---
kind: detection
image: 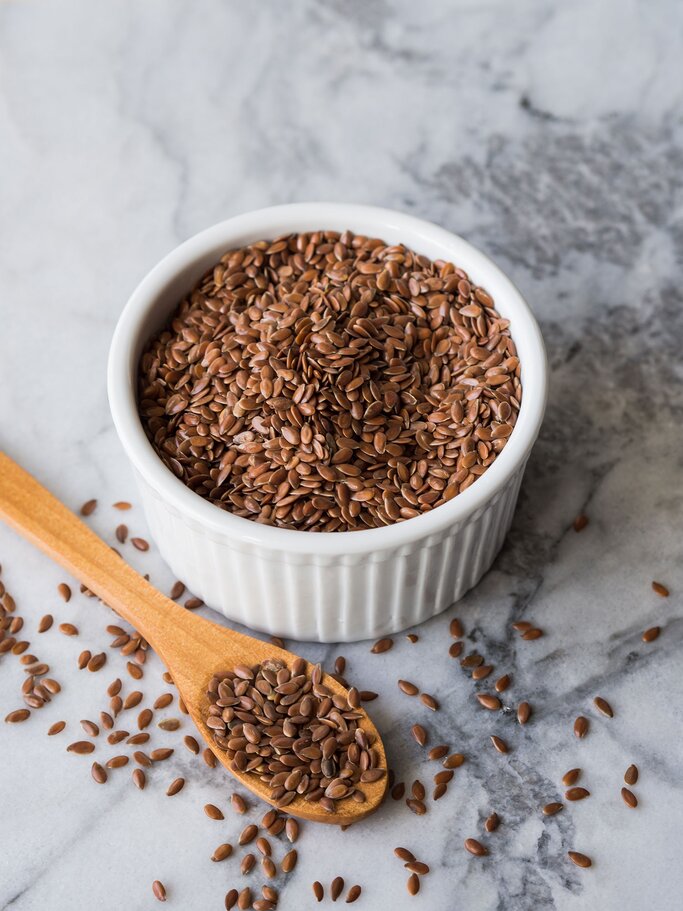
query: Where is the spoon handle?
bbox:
[0,452,192,649]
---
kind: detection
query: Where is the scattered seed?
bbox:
[132,768,146,789]
[490,735,508,754]
[131,537,150,551]
[151,748,174,761]
[621,787,638,808]
[5,709,30,723]
[237,887,252,910]
[411,724,428,747]
[224,890,238,910]
[113,501,132,510]
[80,720,99,737]
[407,873,420,895]
[345,885,362,903]
[57,583,72,602]
[59,623,78,637]
[494,674,510,693]
[472,665,493,680]
[38,614,53,633]
[170,581,186,600]
[281,849,298,873]
[428,744,449,761]
[485,812,500,832]
[573,514,589,532]
[87,652,106,672]
[448,642,463,658]
[574,716,589,738]
[312,882,324,902]
[405,861,429,875]
[406,633,418,643]
[624,764,639,786]
[123,691,143,710]
[232,793,248,814]
[330,876,344,901]
[517,702,531,725]
[399,680,419,696]
[562,768,581,787]
[184,597,203,609]
[239,824,258,845]
[212,843,233,862]
[391,782,405,800]
[47,721,66,735]
[395,847,416,863]
[106,756,129,768]
[652,581,669,597]
[204,804,224,820]
[542,802,564,816]
[568,851,592,868]
[522,628,543,640]
[240,853,255,875]
[285,818,299,843]
[449,618,463,638]
[642,626,660,643]
[80,499,97,516]
[476,693,501,711]
[91,762,107,784]
[443,753,465,769]
[167,777,185,796]
[406,798,426,815]
[203,748,216,768]
[152,880,167,902]
[115,524,128,544]
[464,838,488,856]
[158,718,180,731]
[593,696,613,718]
[420,693,438,710]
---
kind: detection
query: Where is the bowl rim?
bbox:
[108,202,547,556]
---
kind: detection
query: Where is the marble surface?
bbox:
[1,1,682,909]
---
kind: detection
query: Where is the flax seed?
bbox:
[152,880,167,902]
[652,581,669,597]
[464,838,488,856]
[568,851,592,868]
[542,802,564,816]
[565,787,590,801]
[593,696,613,718]
[574,716,589,738]
[642,626,660,643]
[331,876,344,901]
[562,768,581,786]
[624,764,639,785]
[490,735,508,754]
[621,787,638,808]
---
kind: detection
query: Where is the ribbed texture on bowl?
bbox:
[136,464,525,642]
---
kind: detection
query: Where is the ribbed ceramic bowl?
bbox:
[108,204,547,642]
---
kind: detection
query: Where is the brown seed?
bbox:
[593,696,613,718]
[237,888,252,910]
[204,804,224,820]
[170,581,186,600]
[494,674,510,693]
[490,735,508,754]
[642,626,660,643]
[406,798,427,815]
[624,764,639,786]
[399,680,419,696]
[428,744,449,761]
[517,702,531,725]
[224,890,238,910]
[476,693,501,711]
[231,793,248,814]
[406,633,418,643]
[131,537,150,551]
[485,812,500,832]
[57,583,72,602]
[464,838,488,856]
[184,734,200,754]
[345,885,362,903]
[448,641,463,658]
[472,665,493,680]
[240,853,255,875]
[562,768,581,787]
[443,752,465,769]
[123,691,143,710]
[239,823,258,845]
[132,768,146,789]
[184,597,204,609]
[106,755,129,768]
[312,882,324,903]
[38,614,53,633]
[47,721,66,736]
[449,618,463,638]
[133,751,151,766]
[67,740,95,754]
[127,732,149,745]
[113,500,132,510]
[621,787,638,808]
[652,581,669,597]
[115,524,128,543]
[420,693,439,710]
[153,693,173,710]
[150,748,174,761]
[573,514,589,532]
[395,847,416,863]
[5,709,31,723]
[565,787,590,801]
[574,716,589,738]
[331,875,344,901]
[158,718,180,731]
[281,849,298,873]
[405,861,430,875]
[80,719,99,737]
[127,661,143,680]
[212,843,233,862]
[568,851,592,868]
[87,652,107,672]
[91,762,107,784]
[542,802,564,816]
[370,636,393,653]
[107,678,122,697]
[80,499,97,516]
[407,873,420,895]
[59,622,78,637]
[167,777,185,796]
[203,748,216,768]
[521,628,543,640]
[391,782,405,800]
[360,690,378,702]
[411,724,428,747]
[512,621,532,632]
[152,880,167,902]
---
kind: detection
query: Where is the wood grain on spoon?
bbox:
[0,452,388,824]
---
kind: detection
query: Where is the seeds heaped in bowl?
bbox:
[137,230,521,532]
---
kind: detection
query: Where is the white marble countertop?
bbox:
[1,1,683,909]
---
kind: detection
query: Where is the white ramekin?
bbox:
[108,204,547,642]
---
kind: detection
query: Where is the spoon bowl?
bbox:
[0,452,387,824]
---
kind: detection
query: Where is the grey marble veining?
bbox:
[1,1,682,909]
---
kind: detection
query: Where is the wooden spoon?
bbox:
[0,452,387,824]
